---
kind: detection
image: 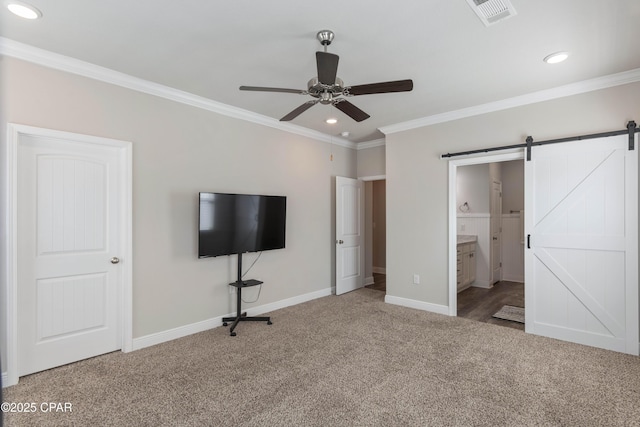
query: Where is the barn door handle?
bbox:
[527,235,531,249]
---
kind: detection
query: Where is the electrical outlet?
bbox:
[413,274,420,285]
[229,287,235,294]
[461,224,466,231]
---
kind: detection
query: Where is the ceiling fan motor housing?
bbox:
[307,77,345,103]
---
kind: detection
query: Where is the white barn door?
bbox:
[16,129,128,376]
[524,133,638,355]
[335,177,364,295]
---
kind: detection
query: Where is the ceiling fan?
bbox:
[239,30,414,123]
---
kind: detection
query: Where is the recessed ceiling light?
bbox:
[543,51,569,64]
[326,118,338,124]
[7,1,42,19]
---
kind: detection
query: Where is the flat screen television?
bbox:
[198,192,286,258]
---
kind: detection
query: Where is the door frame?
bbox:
[490,180,503,284]
[3,124,133,386]
[447,150,524,316]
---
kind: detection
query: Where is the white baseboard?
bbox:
[502,275,524,283]
[364,276,374,286]
[471,279,492,289]
[132,287,332,351]
[384,295,450,316]
[372,267,387,274]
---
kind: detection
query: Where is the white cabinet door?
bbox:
[524,134,638,355]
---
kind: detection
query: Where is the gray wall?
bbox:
[386,82,640,307]
[457,160,523,215]
[0,57,357,367]
[501,160,524,214]
[357,145,385,178]
[456,164,490,213]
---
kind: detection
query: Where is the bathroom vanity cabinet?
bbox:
[457,236,477,292]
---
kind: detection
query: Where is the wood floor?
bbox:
[365,274,524,331]
[365,273,386,292]
[457,281,525,331]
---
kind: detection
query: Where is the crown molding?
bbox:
[7,37,637,149]
[355,138,385,150]
[380,67,640,135]
[0,37,357,150]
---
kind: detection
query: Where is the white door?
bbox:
[17,133,125,376]
[490,180,502,284]
[336,176,364,295]
[524,134,638,355]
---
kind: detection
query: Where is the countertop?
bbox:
[457,235,477,245]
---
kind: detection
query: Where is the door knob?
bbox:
[110,257,120,264]
[337,240,344,244]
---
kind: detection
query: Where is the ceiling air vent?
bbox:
[466,0,517,26]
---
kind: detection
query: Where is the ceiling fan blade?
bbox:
[316,52,339,85]
[346,79,413,96]
[333,100,370,122]
[280,101,318,121]
[240,86,307,94]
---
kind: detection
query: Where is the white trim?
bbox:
[501,274,524,283]
[0,37,357,150]
[385,295,450,316]
[456,213,490,218]
[3,124,133,386]
[448,150,525,317]
[624,134,638,355]
[4,123,18,386]
[471,280,492,289]
[359,174,386,182]
[132,287,332,351]
[372,266,387,274]
[380,68,640,135]
[356,139,386,150]
[6,36,639,151]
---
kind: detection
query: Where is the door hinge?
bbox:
[499,262,502,267]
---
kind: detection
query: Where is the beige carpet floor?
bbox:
[4,288,640,426]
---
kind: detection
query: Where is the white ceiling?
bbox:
[2,0,640,143]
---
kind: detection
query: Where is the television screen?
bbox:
[198,192,286,258]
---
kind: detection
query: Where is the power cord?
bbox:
[241,252,262,303]
[241,251,262,278]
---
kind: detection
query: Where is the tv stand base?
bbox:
[222,254,273,336]
[222,311,272,336]
[222,279,273,337]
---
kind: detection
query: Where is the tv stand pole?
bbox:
[222,252,272,336]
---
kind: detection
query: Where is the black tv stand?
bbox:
[222,253,272,336]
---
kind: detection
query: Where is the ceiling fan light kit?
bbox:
[239,30,414,123]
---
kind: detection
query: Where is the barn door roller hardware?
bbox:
[441,121,638,160]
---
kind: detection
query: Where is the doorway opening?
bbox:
[455,160,525,329]
[363,178,386,293]
[448,151,524,329]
